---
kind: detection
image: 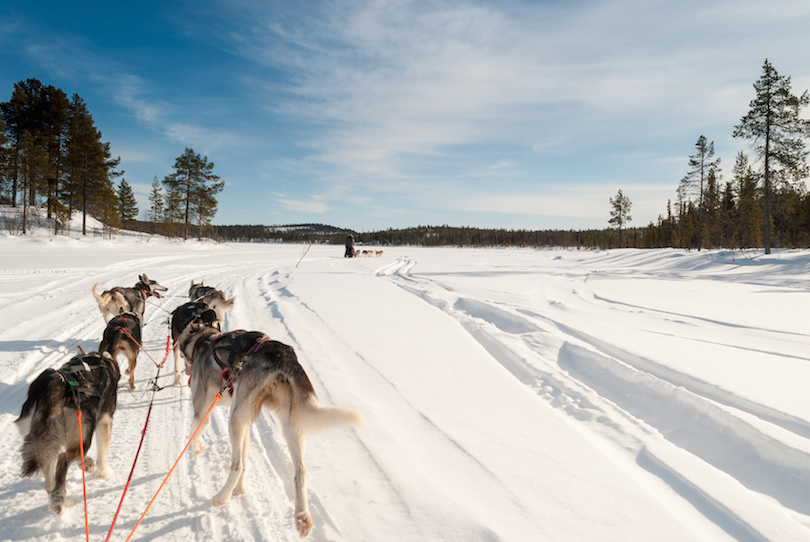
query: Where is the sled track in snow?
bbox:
[384,256,810,540]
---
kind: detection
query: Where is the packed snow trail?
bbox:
[1,236,809,541]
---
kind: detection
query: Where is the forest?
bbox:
[0,78,223,239]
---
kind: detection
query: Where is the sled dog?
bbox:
[188,280,235,328]
[99,312,141,390]
[15,351,120,514]
[169,301,220,385]
[92,274,167,323]
[175,320,363,538]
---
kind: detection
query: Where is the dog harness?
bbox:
[56,354,111,400]
[208,330,271,395]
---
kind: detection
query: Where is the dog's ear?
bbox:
[76,345,85,355]
[101,351,113,360]
[139,274,148,283]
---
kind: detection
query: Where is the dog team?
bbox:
[15,274,363,538]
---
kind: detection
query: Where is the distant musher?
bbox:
[344,234,356,258]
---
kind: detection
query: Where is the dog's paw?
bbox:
[95,466,113,479]
[296,511,313,538]
[233,484,246,496]
[49,492,75,515]
[84,457,96,473]
[192,442,207,457]
[49,499,65,515]
[174,373,182,386]
[211,491,231,507]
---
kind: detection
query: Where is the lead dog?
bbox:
[92,274,167,323]
[15,351,120,514]
[99,313,141,390]
[188,280,235,328]
[174,318,363,538]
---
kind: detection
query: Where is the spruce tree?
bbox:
[117,178,138,228]
[680,135,721,251]
[733,59,810,253]
[147,175,164,233]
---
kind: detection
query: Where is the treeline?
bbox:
[196,223,635,249]
[0,78,224,239]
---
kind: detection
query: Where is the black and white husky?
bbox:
[92,274,167,323]
[98,312,141,390]
[170,302,220,386]
[175,318,363,538]
[188,280,235,328]
[15,351,121,514]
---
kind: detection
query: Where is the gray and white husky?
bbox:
[174,316,363,538]
[92,274,167,323]
[188,280,235,328]
[15,351,121,514]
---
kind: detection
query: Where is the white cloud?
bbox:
[280,199,332,214]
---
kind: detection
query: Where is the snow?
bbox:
[1,222,810,540]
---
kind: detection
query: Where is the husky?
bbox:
[92,274,167,323]
[169,302,220,386]
[15,351,121,515]
[99,312,141,390]
[188,280,235,328]
[174,319,363,538]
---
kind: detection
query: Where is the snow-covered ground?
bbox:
[1,224,809,540]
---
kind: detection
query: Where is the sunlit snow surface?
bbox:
[1,224,809,541]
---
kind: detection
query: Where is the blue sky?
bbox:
[2,0,809,231]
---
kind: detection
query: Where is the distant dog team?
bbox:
[16,273,362,538]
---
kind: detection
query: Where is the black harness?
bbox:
[56,354,111,402]
[208,330,271,394]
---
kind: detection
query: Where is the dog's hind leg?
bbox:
[212,399,253,506]
[190,384,219,457]
[127,354,137,391]
[283,416,311,538]
[50,446,79,515]
[233,415,252,496]
[173,344,185,386]
[94,412,114,478]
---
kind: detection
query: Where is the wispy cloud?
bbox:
[230,0,792,184]
[280,198,332,214]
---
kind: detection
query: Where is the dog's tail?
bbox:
[92,283,104,303]
[295,393,364,433]
[16,369,67,477]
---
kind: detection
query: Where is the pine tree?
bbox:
[0,79,69,223]
[117,179,138,228]
[733,59,810,254]
[162,148,224,240]
[608,189,632,246]
[65,94,121,235]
